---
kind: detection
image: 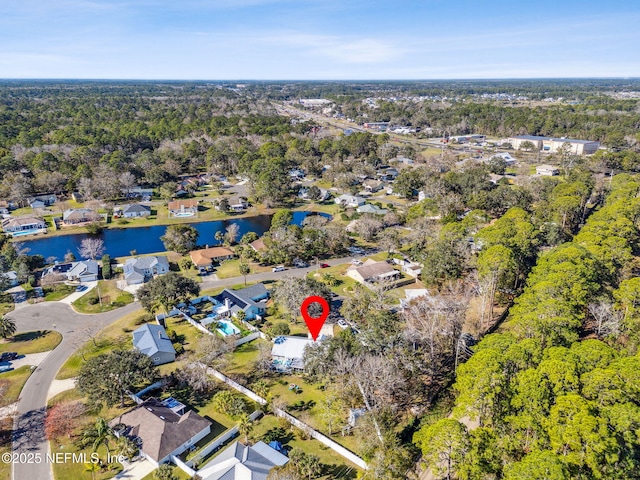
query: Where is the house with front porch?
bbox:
[189,247,235,271]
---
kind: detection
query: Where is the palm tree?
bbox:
[0,315,16,339]
[81,417,116,455]
[238,414,253,445]
[84,461,100,480]
[239,263,250,286]
[116,435,139,460]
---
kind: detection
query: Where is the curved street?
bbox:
[8,301,141,480]
[6,255,361,480]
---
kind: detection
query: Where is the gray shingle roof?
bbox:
[122,203,151,214]
[109,398,211,463]
[198,441,288,480]
[132,324,176,357]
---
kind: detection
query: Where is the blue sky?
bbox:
[1,0,639,79]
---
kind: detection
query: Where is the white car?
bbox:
[351,259,363,266]
[337,319,349,329]
[272,265,286,272]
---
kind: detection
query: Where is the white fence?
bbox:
[205,367,368,470]
[184,410,263,469]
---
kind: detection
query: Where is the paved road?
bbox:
[8,301,141,480]
[199,255,363,291]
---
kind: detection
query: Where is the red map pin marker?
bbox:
[301,295,330,341]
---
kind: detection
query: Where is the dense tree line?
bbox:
[414,174,640,479]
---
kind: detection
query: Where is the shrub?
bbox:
[173,343,184,355]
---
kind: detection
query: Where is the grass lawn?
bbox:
[0,330,62,355]
[72,280,134,314]
[215,259,272,280]
[251,414,360,479]
[141,466,192,480]
[0,365,33,407]
[56,308,149,379]
[49,439,123,480]
[0,293,14,315]
[223,339,269,377]
[43,283,77,301]
[0,417,12,480]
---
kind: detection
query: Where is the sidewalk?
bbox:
[115,458,155,480]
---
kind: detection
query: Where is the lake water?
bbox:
[18,211,328,261]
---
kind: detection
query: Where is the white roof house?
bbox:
[334,194,366,208]
[271,336,314,372]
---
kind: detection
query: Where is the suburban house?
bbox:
[132,323,176,365]
[346,259,400,285]
[197,441,289,480]
[1,216,46,235]
[189,247,235,271]
[123,255,170,285]
[298,187,329,201]
[334,194,366,208]
[213,284,270,321]
[250,238,267,254]
[536,164,560,176]
[1,271,18,288]
[363,180,384,193]
[168,199,199,217]
[392,258,422,278]
[228,196,249,212]
[357,204,388,215]
[123,187,154,200]
[65,260,99,282]
[62,208,101,226]
[27,194,56,209]
[400,289,430,310]
[271,335,314,372]
[110,397,211,468]
[117,203,152,218]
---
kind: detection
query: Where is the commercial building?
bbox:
[509,135,600,155]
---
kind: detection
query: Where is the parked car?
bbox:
[75,285,87,292]
[319,263,330,268]
[337,319,349,329]
[272,266,286,272]
[351,259,363,266]
[0,365,13,373]
[0,352,18,362]
[294,260,309,268]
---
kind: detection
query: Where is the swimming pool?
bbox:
[217,319,240,336]
[173,212,195,217]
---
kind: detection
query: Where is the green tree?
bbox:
[137,272,200,314]
[504,450,568,480]
[76,350,158,408]
[270,209,293,231]
[154,464,177,480]
[101,254,111,280]
[0,315,16,339]
[161,224,198,254]
[413,419,469,480]
[78,417,116,455]
[239,262,250,285]
[238,413,253,444]
[288,448,322,480]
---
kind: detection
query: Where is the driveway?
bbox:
[115,458,155,480]
[8,301,141,480]
[1,351,50,370]
[5,285,27,308]
[58,280,98,305]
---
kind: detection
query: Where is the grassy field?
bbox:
[72,280,134,314]
[0,417,12,480]
[0,330,62,355]
[0,293,14,316]
[43,283,76,301]
[251,414,360,479]
[56,308,148,379]
[214,258,271,279]
[0,365,33,407]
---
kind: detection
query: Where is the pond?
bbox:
[18,211,329,261]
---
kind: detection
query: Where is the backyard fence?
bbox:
[205,366,368,470]
[184,410,263,469]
